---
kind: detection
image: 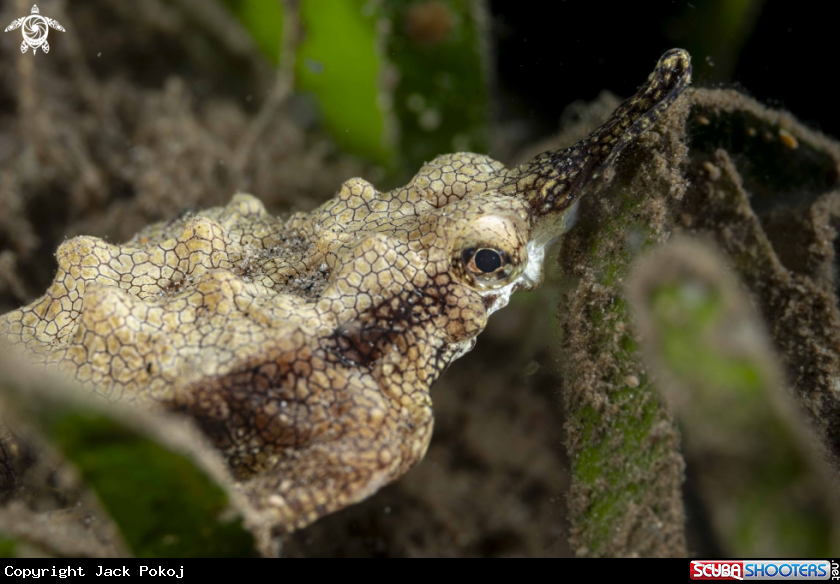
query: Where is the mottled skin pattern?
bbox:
[1,51,690,533]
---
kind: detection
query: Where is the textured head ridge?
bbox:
[0,50,691,532]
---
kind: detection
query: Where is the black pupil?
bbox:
[474,249,503,273]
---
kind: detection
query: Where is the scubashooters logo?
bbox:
[4,5,64,54]
[691,560,834,580]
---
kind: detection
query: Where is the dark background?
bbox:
[490,0,836,142]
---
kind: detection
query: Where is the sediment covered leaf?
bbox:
[629,237,840,557]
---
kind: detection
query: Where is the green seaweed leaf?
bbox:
[220,0,284,65]
[44,412,256,558]
[222,0,392,165]
[296,0,391,165]
[0,364,257,558]
[222,0,491,173]
[383,0,490,174]
[0,536,17,558]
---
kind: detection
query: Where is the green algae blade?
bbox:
[222,0,392,166]
[0,536,17,558]
[296,0,392,165]
[383,0,490,175]
[45,413,255,558]
[222,0,491,173]
[220,0,285,66]
[0,363,258,558]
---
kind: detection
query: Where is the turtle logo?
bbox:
[4,5,65,55]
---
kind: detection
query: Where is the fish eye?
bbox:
[453,215,527,290]
[473,249,503,273]
[462,247,510,283]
